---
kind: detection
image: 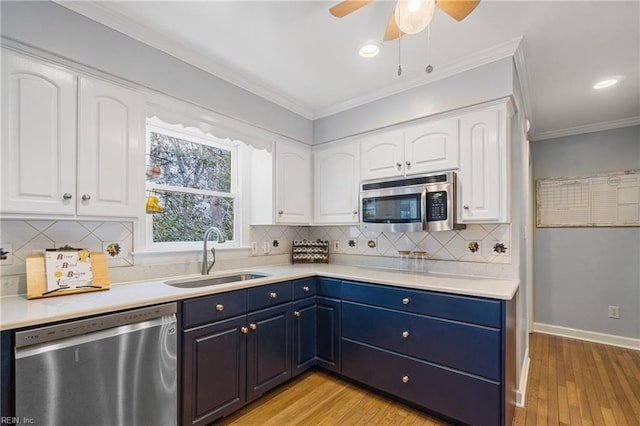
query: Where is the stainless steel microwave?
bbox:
[360,172,465,232]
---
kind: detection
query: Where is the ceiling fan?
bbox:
[329,0,480,41]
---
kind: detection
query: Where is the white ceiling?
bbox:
[59,0,639,141]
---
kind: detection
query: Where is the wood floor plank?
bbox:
[216,333,639,425]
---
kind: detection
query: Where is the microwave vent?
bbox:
[362,173,449,191]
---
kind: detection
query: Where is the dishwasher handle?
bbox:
[15,302,177,348]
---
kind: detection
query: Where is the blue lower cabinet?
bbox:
[182,315,247,426]
[292,298,317,377]
[342,301,501,380]
[246,303,292,401]
[316,296,341,373]
[342,339,501,426]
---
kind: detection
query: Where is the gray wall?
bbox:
[0,0,313,144]
[313,58,514,143]
[531,126,640,339]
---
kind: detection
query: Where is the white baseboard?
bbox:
[515,350,530,407]
[533,322,640,350]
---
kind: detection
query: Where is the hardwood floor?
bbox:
[216,333,640,425]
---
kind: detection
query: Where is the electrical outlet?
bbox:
[263,241,270,254]
[250,242,258,255]
[333,240,340,252]
[608,305,620,319]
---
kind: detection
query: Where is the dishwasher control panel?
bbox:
[15,302,177,348]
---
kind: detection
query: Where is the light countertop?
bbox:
[1,264,519,331]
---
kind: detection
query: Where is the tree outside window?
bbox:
[146,121,237,248]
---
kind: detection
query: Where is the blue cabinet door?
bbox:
[292,298,316,377]
[316,296,341,373]
[246,303,292,401]
[181,315,247,426]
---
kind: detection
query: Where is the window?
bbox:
[145,119,239,250]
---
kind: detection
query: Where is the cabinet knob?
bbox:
[396,162,402,170]
[463,205,470,210]
[353,210,358,215]
[302,286,310,292]
[241,326,248,334]
[269,292,277,299]
[63,193,73,200]
[249,323,257,330]
[402,375,410,384]
[294,311,301,317]
[402,297,410,305]
[215,304,224,312]
[405,161,411,169]
[278,210,284,215]
[402,331,410,339]
[81,194,91,201]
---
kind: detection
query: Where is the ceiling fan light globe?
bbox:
[394,0,436,35]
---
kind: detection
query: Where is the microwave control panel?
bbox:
[426,191,448,222]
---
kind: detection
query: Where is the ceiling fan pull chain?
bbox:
[397,32,403,76]
[425,25,434,74]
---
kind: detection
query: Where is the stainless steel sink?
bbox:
[165,272,269,288]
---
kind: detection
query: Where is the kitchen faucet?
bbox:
[202,226,226,275]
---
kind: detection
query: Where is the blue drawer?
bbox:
[342,302,501,380]
[342,339,501,426]
[293,278,316,300]
[247,281,292,311]
[316,278,341,298]
[182,290,247,329]
[342,281,502,328]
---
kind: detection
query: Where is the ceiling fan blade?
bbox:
[383,11,404,41]
[329,0,373,18]
[436,0,480,21]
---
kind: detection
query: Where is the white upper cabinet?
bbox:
[313,140,360,224]
[360,130,404,180]
[360,117,459,181]
[275,138,311,224]
[404,118,459,175]
[77,77,143,217]
[1,49,143,219]
[458,99,513,223]
[1,50,77,215]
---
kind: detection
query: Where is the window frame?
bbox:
[144,119,240,251]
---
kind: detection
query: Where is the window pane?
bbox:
[153,192,234,242]
[150,132,231,192]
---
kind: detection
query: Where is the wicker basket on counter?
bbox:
[291,240,329,264]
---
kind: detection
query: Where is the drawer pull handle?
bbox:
[269,292,277,299]
[302,286,310,292]
[241,327,248,334]
[249,323,257,330]
[402,297,410,305]
[402,375,409,384]
[402,331,409,339]
[215,304,224,312]
[294,311,301,317]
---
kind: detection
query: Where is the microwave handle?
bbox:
[421,187,428,231]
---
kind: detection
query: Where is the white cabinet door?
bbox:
[404,118,459,175]
[275,139,311,224]
[77,77,143,217]
[458,103,510,223]
[1,50,77,215]
[314,141,360,224]
[360,130,404,180]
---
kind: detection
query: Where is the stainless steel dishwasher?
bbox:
[14,302,177,426]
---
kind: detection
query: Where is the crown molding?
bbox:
[313,37,524,119]
[531,116,640,142]
[53,0,315,119]
[511,37,535,135]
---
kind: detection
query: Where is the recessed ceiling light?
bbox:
[593,78,619,89]
[359,42,381,58]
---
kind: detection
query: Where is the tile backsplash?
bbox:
[1,221,510,279]
[249,224,511,265]
[0,220,133,275]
